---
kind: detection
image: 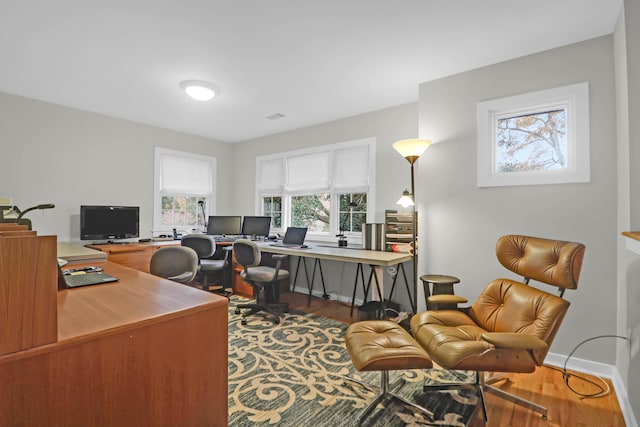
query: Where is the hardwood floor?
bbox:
[279,291,626,427]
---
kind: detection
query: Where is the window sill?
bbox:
[622,232,640,255]
[307,235,362,245]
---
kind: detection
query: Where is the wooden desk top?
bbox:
[257,242,412,266]
[56,261,227,343]
[86,240,180,253]
[1,261,227,364]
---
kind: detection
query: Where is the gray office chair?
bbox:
[233,239,289,325]
[149,246,199,284]
[181,233,230,295]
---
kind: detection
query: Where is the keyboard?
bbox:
[213,235,241,242]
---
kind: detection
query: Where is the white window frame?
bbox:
[261,193,283,229]
[336,192,368,235]
[477,82,590,187]
[153,147,216,234]
[255,138,376,243]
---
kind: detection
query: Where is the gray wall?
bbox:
[618,0,640,422]
[0,92,233,241]
[231,103,420,308]
[417,36,618,363]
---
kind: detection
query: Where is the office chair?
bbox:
[233,239,289,325]
[149,246,199,285]
[410,235,585,422]
[181,233,230,295]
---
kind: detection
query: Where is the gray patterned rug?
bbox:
[227,297,478,426]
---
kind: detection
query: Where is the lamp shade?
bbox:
[397,189,414,207]
[392,139,432,162]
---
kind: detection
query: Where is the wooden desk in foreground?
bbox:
[0,261,228,427]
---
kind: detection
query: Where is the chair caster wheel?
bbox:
[274,318,280,324]
[235,308,241,314]
[241,319,247,325]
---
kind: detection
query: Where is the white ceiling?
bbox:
[0,0,622,143]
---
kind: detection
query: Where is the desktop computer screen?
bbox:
[241,216,271,237]
[207,216,242,235]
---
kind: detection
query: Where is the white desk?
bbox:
[57,242,107,263]
[258,242,410,265]
[257,242,413,314]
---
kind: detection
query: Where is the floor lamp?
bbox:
[392,139,432,314]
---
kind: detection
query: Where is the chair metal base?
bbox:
[483,373,548,419]
[235,302,289,324]
[235,284,289,324]
[423,371,548,422]
[345,371,434,425]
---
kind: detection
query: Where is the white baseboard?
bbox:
[292,286,364,306]
[544,352,637,427]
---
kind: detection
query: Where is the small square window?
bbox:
[339,193,367,233]
[477,82,590,187]
[262,196,282,229]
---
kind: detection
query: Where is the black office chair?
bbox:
[149,246,199,285]
[233,239,289,325]
[181,233,230,295]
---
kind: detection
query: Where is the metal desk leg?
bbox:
[291,257,303,292]
[362,267,375,304]
[316,259,329,300]
[400,263,415,313]
[350,263,367,317]
[386,263,414,314]
[307,258,328,306]
[370,264,386,318]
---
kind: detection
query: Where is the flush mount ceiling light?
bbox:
[180,80,216,101]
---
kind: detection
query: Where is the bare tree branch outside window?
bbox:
[496,109,567,173]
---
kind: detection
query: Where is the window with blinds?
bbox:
[255,138,375,239]
[154,147,216,232]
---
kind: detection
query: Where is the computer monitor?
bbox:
[241,216,271,237]
[80,205,139,241]
[207,215,242,235]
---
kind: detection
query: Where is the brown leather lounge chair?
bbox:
[411,234,585,422]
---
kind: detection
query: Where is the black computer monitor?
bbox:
[207,215,242,235]
[241,216,271,237]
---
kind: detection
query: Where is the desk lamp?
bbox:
[13,203,55,230]
[392,139,432,314]
[336,201,358,247]
[198,200,207,231]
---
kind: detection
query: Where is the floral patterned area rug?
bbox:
[227,297,478,426]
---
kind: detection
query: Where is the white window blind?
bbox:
[332,145,369,191]
[257,158,284,191]
[285,152,330,193]
[160,154,212,195]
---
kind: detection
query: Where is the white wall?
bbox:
[0,92,233,241]
[417,36,618,363]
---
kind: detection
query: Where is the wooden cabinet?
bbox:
[0,261,228,427]
[86,241,179,273]
[0,232,57,355]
